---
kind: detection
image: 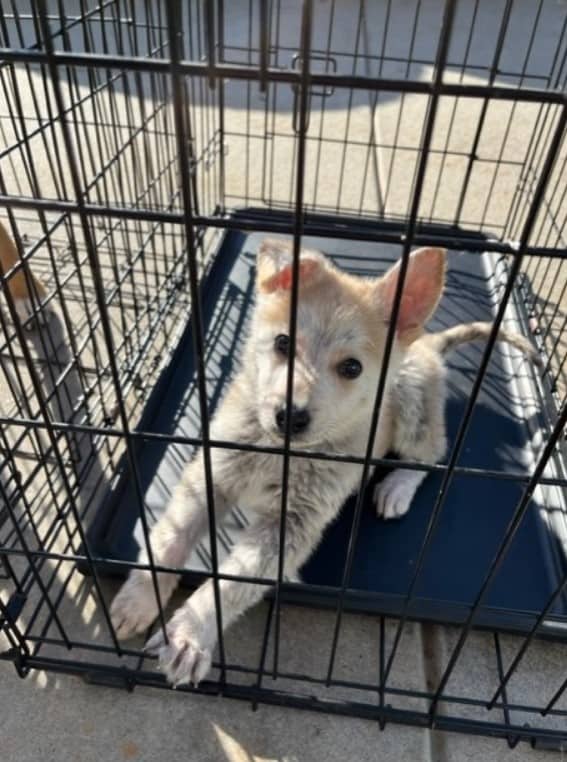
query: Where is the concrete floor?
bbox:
[2,0,567,759]
[1,665,550,762]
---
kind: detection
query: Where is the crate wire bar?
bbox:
[0,0,566,751]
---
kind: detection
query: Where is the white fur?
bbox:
[374,469,428,519]
[109,243,535,686]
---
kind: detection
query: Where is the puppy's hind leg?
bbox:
[375,468,431,520]
[375,358,447,521]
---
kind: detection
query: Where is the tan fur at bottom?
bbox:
[0,218,47,323]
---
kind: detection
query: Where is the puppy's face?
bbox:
[252,239,445,447]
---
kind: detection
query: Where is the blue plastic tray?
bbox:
[84,216,567,637]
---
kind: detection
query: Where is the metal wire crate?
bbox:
[0,0,566,750]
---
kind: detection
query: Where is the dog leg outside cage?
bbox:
[110,451,233,641]
[144,509,331,687]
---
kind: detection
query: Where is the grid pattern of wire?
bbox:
[0,0,566,750]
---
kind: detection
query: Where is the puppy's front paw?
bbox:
[374,470,416,520]
[110,575,161,640]
[145,605,214,687]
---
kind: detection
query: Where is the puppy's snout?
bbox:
[275,405,311,435]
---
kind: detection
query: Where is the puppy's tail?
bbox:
[424,321,542,366]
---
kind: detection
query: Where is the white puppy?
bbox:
[110,240,538,686]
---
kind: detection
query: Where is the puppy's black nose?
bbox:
[275,406,311,434]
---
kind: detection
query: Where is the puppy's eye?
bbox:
[274,334,290,356]
[337,358,362,379]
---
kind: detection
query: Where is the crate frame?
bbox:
[0,0,566,751]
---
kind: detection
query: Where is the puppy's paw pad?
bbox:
[145,614,213,687]
[374,472,415,520]
[110,579,159,640]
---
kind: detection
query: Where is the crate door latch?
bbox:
[291,54,336,133]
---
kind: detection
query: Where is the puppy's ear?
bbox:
[257,238,327,294]
[376,247,446,342]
